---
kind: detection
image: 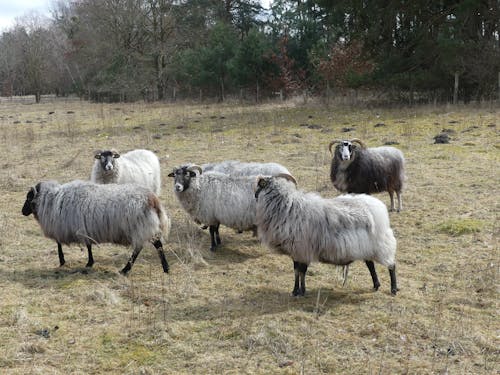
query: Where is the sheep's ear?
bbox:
[257,178,268,189]
[113,153,120,158]
[94,153,101,159]
[167,172,174,177]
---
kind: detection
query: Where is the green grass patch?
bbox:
[438,218,482,236]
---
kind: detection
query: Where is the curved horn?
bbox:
[328,140,342,154]
[350,138,366,148]
[187,165,203,175]
[275,173,297,185]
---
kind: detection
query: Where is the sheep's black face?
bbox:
[168,167,196,193]
[22,183,41,217]
[255,178,270,199]
[95,150,119,172]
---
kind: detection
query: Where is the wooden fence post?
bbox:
[453,72,459,105]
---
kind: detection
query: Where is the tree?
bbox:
[229,28,271,100]
[175,22,238,101]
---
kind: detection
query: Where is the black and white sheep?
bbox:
[254,174,398,296]
[202,160,290,176]
[329,139,405,212]
[91,149,161,195]
[168,165,257,251]
[22,180,171,274]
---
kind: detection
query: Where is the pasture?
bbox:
[0,98,497,374]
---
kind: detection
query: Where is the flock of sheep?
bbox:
[22,139,405,296]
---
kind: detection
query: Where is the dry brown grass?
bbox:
[0,98,498,374]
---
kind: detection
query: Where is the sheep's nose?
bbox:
[174,184,183,192]
[105,164,113,171]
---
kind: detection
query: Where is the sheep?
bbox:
[168,164,257,251]
[329,139,405,212]
[21,180,170,275]
[254,174,398,296]
[91,149,161,195]
[202,160,290,176]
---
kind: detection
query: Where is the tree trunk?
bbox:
[453,72,459,104]
[35,91,41,103]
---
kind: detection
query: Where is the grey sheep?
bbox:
[91,149,161,195]
[329,139,405,212]
[22,180,170,274]
[254,174,398,296]
[168,165,257,251]
[202,160,290,176]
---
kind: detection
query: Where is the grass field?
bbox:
[0,98,498,374]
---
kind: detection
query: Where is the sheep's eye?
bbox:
[258,179,268,188]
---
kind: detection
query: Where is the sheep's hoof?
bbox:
[391,287,399,295]
[373,283,380,291]
[209,246,216,252]
[292,288,305,297]
[216,238,221,245]
[120,263,132,275]
[85,261,94,268]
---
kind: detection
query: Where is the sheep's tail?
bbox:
[148,193,171,238]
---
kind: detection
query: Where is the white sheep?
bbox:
[22,180,170,274]
[168,164,257,251]
[91,149,161,195]
[254,174,398,296]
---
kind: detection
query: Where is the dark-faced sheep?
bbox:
[91,149,161,195]
[255,174,398,296]
[329,139,405,212]
[168,165,258,252]
[22,180,170,274]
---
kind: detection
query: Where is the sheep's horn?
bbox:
[275,173,297,185]
[350,138,366,148]
[187,165,203,175]
[328,140,343,154]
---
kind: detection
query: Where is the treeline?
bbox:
[0,0,499,103]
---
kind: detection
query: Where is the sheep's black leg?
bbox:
[153,239,169,273]
[209,225,218,251]
[57,242,65,266]
[389,265,398,295]
[365,260,381,291]
[85,244,94,268]
[299,263,308,296]
[292,261,301,296]
[120,247,143,275]
[215,223,221,245]
[292,261,308,296]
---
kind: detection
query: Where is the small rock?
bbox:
[35,328,50,339]
[152,134,162,139]
[279,360,294,368]
[384,140,399,145]
[307,124,322,130]
[434,133,450,144]
[342,127,355,132]
[374,123,385,127]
